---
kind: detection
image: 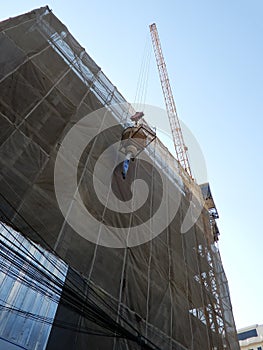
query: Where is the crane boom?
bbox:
[149,23,192,178]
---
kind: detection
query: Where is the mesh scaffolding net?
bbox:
[0,7,239,349]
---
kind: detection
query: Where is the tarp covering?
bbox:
[0,7,240,349]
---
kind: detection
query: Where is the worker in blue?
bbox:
[122,155,131,179]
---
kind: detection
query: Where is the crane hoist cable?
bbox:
[134,34,152,107]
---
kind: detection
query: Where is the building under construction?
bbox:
[0,7,240,350]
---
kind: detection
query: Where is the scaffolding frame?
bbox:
[0,7,239,350]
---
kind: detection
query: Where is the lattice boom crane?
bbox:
[149,23,192,178]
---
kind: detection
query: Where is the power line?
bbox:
[0,194,163,350]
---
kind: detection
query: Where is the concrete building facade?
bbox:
[238,324,263,350]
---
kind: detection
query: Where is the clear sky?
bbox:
[1,1,263,330]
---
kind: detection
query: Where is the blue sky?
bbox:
[1,1,263,330]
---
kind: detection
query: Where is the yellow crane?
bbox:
[149,23,192,178]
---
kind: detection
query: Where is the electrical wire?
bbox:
[0,229,159,348]
[0,193,163,350]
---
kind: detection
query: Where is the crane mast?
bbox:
[149,23,192,178]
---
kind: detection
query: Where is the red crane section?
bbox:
[149,23,192,178]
